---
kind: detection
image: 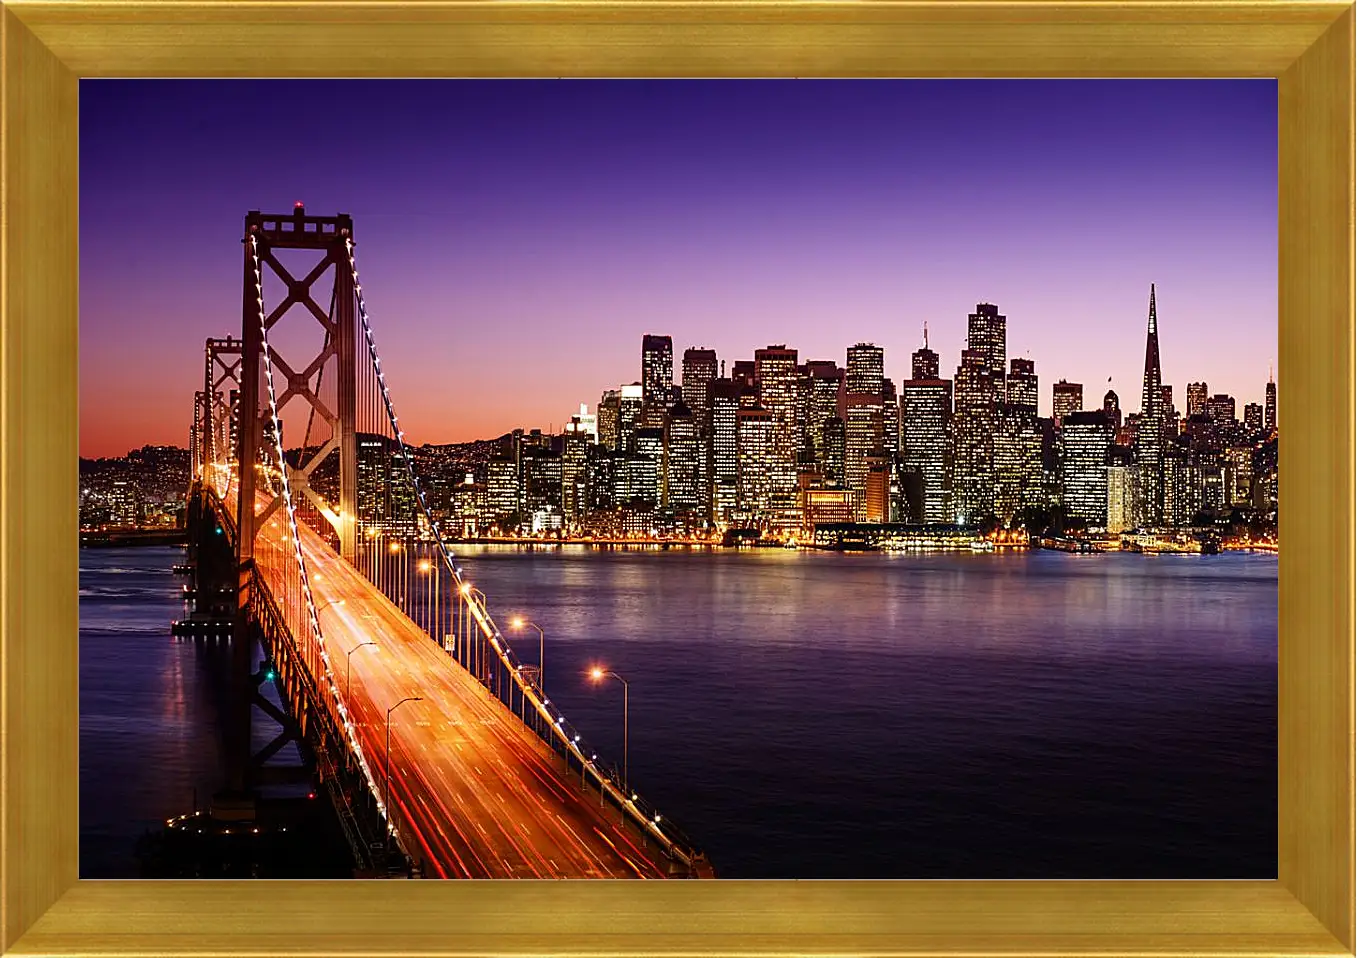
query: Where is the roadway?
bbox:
[218,478,674,878]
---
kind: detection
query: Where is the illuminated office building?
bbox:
[755,344,800,498]
[682,347,718,425]
[1061,410,1113,527]
[899,370,952,524]
[1052,379,1083,429]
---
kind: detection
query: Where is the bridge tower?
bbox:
[227,205,358,796]
[202,336,243,482]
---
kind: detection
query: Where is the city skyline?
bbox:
[80,79,1276,458]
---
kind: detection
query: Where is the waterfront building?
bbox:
[1061,410,1113,527]
[800,485,855,532]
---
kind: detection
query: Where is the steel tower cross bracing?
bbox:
[203,336,243,483]
[230,206,357,794]
[237,206,358,564]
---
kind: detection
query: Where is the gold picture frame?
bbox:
[2,2,1352,955]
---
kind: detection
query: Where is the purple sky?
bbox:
[80,80,1276,458]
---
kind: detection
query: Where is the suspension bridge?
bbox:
[180,205,711,879]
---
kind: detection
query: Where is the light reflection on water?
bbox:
[80,544,1276,878]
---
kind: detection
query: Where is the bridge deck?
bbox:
[232,487,673,878]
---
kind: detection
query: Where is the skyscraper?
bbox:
[731,360,756,390]
[1243,402,1264,435]
[641,334,674,404]
[754,345,800,499]
[617,383,644,453]
[1207,393,1237,423]
[912,324,940,380]
[736,403,774,519]
[804,361,843,465]
[663,401,701,512]
[899,374,952,523]
[1052,380,1083,429]
[1062,410,1113,527]
[1005,358,1038,413]
[598,389,621,451]
[1103,389,1122,430]
[564,402,597,443]
[1187,381,1209,419]
[967,303,1006,375]
[1134,284,1166,526]
[708,378,741,525]
[1265,371,1277,433]
[1106,446,1134,534]
[845,343,885,395]
[681,347,719,425]
[952,348,1001,523]
[634,427,665,505]
[843,393,884,521]
[561,423,590,527]
[821,416,847,488]
[641,334,674,429]
[994,357,1041,524]
[881,378,899,460]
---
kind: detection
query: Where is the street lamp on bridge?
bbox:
[509,617,545,693]
[384,695,423,848]
[345,640,377,700]
[588,667,629,793]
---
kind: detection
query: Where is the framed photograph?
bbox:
[2,2,1352,957]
